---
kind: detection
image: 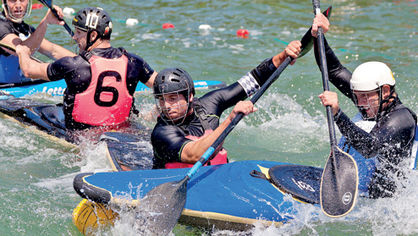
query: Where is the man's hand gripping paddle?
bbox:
[312,0,359,218]
[134,9,331,234]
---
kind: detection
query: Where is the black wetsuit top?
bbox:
[47,47,154,130]
[314,38,417,198]
[0,12,35,56]
[151,57,278,169]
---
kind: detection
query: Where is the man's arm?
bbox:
[38,38,75,59]
[15,45,50,80]
[312,13,353,99]
[180,100,257,163]
[1,6,73,59]
[334,108,415,159]
[144,71,158,88]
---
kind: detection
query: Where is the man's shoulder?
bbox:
[0,16,13,33]
[124,50,146,63]
[49,55,88,78]
[54,55,85,67]
[385,103,416,129]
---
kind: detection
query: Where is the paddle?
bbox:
[313,0,359,217]
[38,0,74,37]
[136,22,318,235]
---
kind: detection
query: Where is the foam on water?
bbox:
[229,93,329,155]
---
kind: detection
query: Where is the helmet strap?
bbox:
[85,30,100,51]
[376,87,396,121]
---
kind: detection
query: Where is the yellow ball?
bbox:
[72,199,119,235]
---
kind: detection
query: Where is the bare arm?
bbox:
[38,38,75,59]
[16,45,50,81]
[0,5,72,59]
[180,100,257,163]
[144,71,158,88]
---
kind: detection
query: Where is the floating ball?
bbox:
[199,24,212,35]
[126,18,139,26]
[31,3,43,10]
[162,23,175,29]
[198,24,212,30]
[63,7,75,17]
[236,29,249,38]
[72,199,118,235]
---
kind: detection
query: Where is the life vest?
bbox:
[339,113,418,195]
[165,101,228,169]
[72,54,133,126]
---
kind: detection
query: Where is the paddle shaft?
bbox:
[186,56,293,178]
[312,0,337,148]
[38,0,75,38]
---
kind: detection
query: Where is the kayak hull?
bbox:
[1,79,226,97]
[73,160,321,232]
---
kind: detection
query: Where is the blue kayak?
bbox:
[73,160,323,232]
[0,79,226,97]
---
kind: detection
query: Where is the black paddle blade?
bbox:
[38,0,52,8]
[39,0,52,7]
[135,177,188,235]
[320,146,359,217]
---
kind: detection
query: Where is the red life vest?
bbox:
[72,54,133,126]
[165,130,228,169]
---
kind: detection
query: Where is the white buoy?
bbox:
[63,7,75,17]
[198,24,212,35]
[199,24,212,30]
[126,18,139,26]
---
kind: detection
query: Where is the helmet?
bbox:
[153,68,195,97]
[351,61,396,121]
[350,61,395,91]
[153,68,195,124]
[72,7,112,39]
[2,0,32,23]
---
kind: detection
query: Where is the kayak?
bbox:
[0,94,153,170]
[72,124,418,234]
[0,79,227,97]
[72,160,322,233]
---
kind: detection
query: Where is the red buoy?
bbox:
[236,29,249,38]
[162,23,175,29]
[32,3,43,10]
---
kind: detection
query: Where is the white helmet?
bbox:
[350,61,395,91]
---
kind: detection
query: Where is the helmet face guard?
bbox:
[153,68,195,125]
[352,89,381,120]
[2,0,32,23]
[154,89,190,125]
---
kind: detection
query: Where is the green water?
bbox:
[0,0,417,235]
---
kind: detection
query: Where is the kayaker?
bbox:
[0,0,73,84]
[312,13,417,198]
[151,41,302,169]
[15,7,157,130]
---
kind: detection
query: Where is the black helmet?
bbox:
[153,68,195,98]
[72,7,112,40]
